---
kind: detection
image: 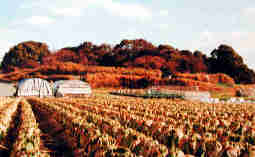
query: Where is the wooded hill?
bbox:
[1,39,255,86]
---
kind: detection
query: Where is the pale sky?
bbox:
[0,0,255,68]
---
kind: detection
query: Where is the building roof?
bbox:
[53,80,91,96]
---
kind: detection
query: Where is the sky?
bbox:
[0,0,255,68]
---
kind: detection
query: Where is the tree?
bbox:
[43,49,78,63]
[211,45,243,67]
[1,41,50,72]
[209,44,255,84]
[158,44,175,51]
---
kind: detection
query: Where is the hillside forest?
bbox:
[0,39,254,89]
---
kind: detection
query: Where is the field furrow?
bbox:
[0,91,253,157]
[28,98,137,157]
[0,98,20,156]
[28,97,169,156]
[31,102,74,157]
[10,99,50,157]
[38,98,178,148]
[39,96,255,156]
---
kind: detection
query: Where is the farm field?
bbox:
[0,91,254,157]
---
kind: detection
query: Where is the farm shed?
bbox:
[53,80,91,97]
[0,82,16,96]
[16,78,53,97]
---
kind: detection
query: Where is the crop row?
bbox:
[0,97,14,109]
[28,98,137,157]
[10,99,50,157]
[0,99,20,149]
[28,97,170,156]
[42,97,255,156]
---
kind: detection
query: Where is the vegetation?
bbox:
[0,90,254,156]
[110,89,184,99]
[1,41,50,72]
[1,39,255,84]
[209,45,255,84]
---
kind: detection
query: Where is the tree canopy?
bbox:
[1,41,50,72]
[1,40,255,84]
[209,44,255,84]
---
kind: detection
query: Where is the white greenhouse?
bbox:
[16,78,53,97]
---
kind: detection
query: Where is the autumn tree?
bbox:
[1,41,50,72]
[111,39,157,66]
[209,44,255,84]
[43,49,81,64]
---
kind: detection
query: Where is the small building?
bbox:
[53,80,91,97]
[16,78,53,97]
